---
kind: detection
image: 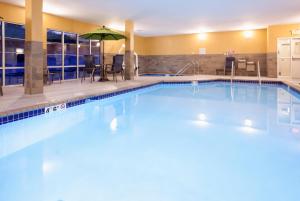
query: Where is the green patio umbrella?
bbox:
[80,26,126,81]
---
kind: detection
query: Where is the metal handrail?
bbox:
[175,61,200,76]
[175,62,193,76]
[192,61,200,75]
[193,61,201,75]
[134,51,139,77]
[257,61,261,85]
[230,61,234,83]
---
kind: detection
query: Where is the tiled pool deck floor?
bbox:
[0,75,298,117]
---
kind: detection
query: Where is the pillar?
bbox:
[24,0,44,94]
[124,20,135,80]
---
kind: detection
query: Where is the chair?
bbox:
[81,55,97,83]
[45,69,62,84]
[106,54,124,82]
[224,56,236,75]
[0,77,3,96]
[246,61,256,72]
[237,58,247,69]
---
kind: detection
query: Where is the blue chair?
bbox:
[224,56,236,75]
[81,55,97,83]
[46,68,62,84]
[0,76,3,96]
[105,55,124,82]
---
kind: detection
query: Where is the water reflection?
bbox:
[110,118,118,132]
[277,87,300,126]
[186,83,300,135]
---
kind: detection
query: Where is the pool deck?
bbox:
[0,75,299,116]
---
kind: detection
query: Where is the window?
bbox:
[0,21,2,67]
[91,40,101,65]
[46,30,99,81]
[4,23,25,85]
[78,37,90,77]
[79,38,90,66]
[1,26,106,85]
[47,30,62,81]
[0,69,2,85]
[0,21,2,84]
[64,32,77,80]
[47,30,83,81]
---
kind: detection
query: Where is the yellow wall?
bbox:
[143,29,267,55]
[133,36,147,55]
[0,2,25,24]
[0,2,144,54]
[267,23,300,52]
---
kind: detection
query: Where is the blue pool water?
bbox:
[1,82,300,201]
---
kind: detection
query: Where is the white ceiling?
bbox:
[2,0,300,36]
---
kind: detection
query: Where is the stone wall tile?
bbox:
[139,53,268,76]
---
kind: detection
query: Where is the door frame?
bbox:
[277,37,300,78]
[277,37,291,78]
[291,37,300,79]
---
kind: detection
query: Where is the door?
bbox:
[277,38,291,77]
[291,38,300,79]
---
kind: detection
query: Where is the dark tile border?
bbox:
[211,79,283,85]
[66,82,160,108]
[0,82,161,126]
[0,108,45,125]
[0,79,294,126]
[287,85,300,96]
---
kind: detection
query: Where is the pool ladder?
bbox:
[230,61,261,85]
[230,61,234,83]
[175,61,201,76]
[257,61,261,85]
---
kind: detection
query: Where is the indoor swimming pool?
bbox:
[0,81,300,201]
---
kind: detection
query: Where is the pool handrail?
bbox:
[231,61,235,83]
[257,61,261,85]
[175,61,200,76]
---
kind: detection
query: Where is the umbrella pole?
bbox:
[103,40,105,79]
[99,40,108,81]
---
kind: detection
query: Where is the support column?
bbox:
[24,0,44,94]
[124,20,135,80]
